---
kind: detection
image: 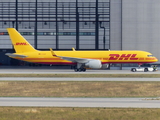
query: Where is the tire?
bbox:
[74,68,86,72]
[82,68,86,72]
[74,68,78,72]
[77,68,82,72]
[131,68,136,72]
[144,68,148,72]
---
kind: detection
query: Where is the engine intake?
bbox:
[85,60,102,69]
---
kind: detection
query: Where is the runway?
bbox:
[0,68,159,81]
[0,68,160,108]
[0,97,160,108]
[0,68,160,74]
[0,77,160,81]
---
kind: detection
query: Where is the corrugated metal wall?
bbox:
[122,0,160,62]
[110,0,122,50]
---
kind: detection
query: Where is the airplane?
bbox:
[5,28,158,72]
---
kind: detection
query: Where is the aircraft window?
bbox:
[147,55,154,57]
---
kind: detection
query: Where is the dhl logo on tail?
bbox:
[14,42,29,45]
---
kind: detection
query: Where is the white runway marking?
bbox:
[0,97,160,108]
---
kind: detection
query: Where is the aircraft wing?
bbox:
[50,48,90,63]
[5,53,27,58]
[57,56,89,63]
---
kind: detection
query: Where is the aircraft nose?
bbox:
[155,57,158,62]
[154,57,158,62]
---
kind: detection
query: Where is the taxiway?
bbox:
[0,97,160,108]
[0,68,160,74]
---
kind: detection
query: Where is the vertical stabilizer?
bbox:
[7,28,37,53]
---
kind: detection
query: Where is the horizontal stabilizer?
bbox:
[5,53,27,58]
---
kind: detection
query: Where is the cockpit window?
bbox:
[147,55,154,57]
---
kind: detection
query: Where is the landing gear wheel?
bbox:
[74,68,86,72]
[74,68,78,72]
[74,68,81,72]
[144,68,148,72]
[81,68,86,72]
[131,68,136,72]
[77,68,82,72]
[73,63,86,72]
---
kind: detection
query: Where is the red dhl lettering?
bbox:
[130,54,138,60]
[109,54,138,60]
[15,42,29,45]
[118,54,131,60]
[109,54,119,60]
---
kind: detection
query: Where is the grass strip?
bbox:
[0,73,160,77]
[0,81,160,97]
[0,107,160,120]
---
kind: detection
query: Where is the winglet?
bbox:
[72,47,76,51]
[50,48,57,57]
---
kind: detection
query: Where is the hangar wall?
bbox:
[0,0,110,65]
[110,0,122,50]
[0,0,110,50]
[122,0,160,62]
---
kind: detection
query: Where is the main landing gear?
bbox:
[74,68,86,72]
[73,63,86,72]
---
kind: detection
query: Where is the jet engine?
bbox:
[85,60,102,69]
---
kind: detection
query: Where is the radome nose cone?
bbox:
[154,57,158,62]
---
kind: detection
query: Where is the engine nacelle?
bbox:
[85,60,102,69]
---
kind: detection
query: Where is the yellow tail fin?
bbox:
[7,28,37,53]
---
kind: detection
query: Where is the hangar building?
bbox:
[0,0,159,67]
